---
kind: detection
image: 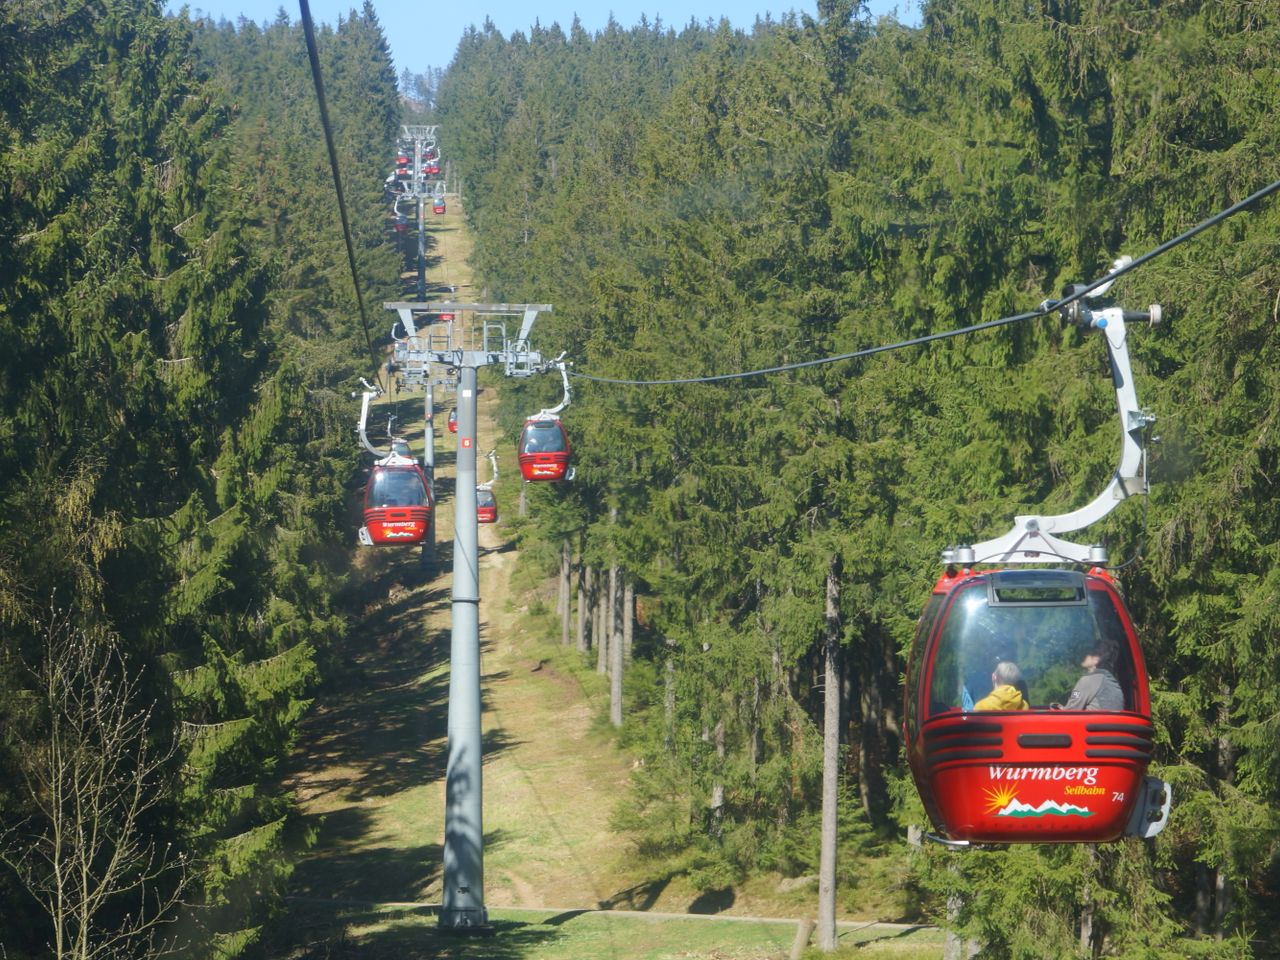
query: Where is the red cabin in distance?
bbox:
[476,487,498,524]
[362,455,432,546]
[432,199,446,214]
[447,409,458,434]
[517,417,571,481]
[904,567,1165,844]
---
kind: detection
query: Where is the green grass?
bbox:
[274,902,944,960]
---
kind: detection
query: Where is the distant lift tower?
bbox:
[399,125,444,299]
[384,299,553,931]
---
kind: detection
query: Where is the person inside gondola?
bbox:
[974,660,1030,711]
[1062,646,1125,711]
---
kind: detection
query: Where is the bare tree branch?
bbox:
[0,613,189,960]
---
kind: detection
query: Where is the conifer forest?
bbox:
[3,1,1280,957]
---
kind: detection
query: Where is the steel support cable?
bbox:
[298,0,384,391]
[570,176,1280,387]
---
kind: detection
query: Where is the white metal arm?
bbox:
[532,357,572,419]
[952,261,1160,566]
[352,380,387,458]
[478,450,499,490]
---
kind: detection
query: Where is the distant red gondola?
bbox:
[476,487,498,523]
[433,199,446,214]
[517,416,571,481]
[361,454,432,546]
[447,409,458,433]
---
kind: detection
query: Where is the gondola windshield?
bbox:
[368,468,429,508]
[521,420,566,453]
[926,572,1137,717]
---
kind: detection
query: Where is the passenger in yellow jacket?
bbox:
[974,661,1030,711]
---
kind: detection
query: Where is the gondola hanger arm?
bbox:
[949,258,1161,566]
[534,356,572,419]
[352,379,388,458]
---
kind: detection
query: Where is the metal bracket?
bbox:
[1124,776,1172,839]
[907,825,972,849]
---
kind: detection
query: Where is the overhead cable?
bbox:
[570,176,1280,387]
[298,0,384,390]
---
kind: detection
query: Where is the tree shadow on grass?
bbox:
[290,807,444,904]
[287,570,517,806]
[839,924,937,949]
[287,632,455,803]
[597,874,673,911]
[429,472,456,504]
[289,801,514,903]
[274,902,569,960]
[687,886,734,914]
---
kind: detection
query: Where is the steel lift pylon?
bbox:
[384,299,555,931]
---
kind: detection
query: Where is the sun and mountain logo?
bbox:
[984,784,1093,818]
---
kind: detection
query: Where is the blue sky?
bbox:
[170,0,922,75]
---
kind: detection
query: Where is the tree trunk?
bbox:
[943,870,981,960]
[817,558,841,952]
[595,569,608,674]
[623,579,634,660]
[664,655,676,752]
[1214,685,1235,937]
[882,628,901,754]
[857,632,888,824]
[575,553,588,654]
[1194,863,1212,937]
[709,716,726,839]
[943,904,981,959]
[560,538,572,646]
[610,567,624,727]
[1079,843,1097,956]
[582,565,595,655]
[750,676,763,770]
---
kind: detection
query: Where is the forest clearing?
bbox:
[268,200,941,957]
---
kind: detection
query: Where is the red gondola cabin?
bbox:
[476,487,498,524]
[432,199,446,214]
[362,455,432,546]
[517,417,571,481]
[447,409,458,434]
[904,567,1167,844]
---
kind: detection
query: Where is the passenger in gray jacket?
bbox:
[1064,647,1125,711]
